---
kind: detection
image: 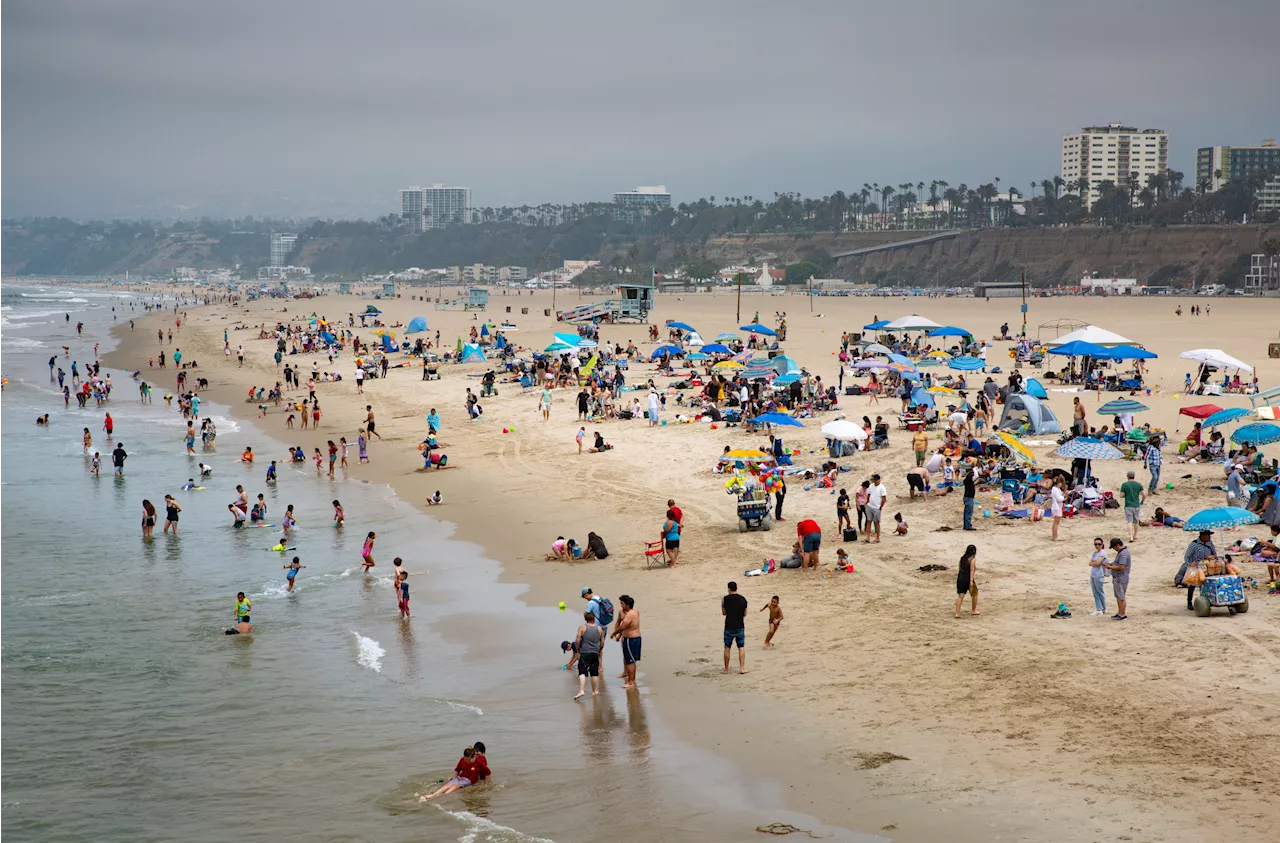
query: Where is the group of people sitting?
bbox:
[545,532,609,561]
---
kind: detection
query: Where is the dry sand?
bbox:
[107,286,1280,842]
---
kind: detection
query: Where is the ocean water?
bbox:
[1,285,879,843]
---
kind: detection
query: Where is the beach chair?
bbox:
[643,540,669,570]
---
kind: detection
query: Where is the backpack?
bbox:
[594,597,615,626]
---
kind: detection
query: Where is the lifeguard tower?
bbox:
[437,287,490,311]
[557,282,653,324]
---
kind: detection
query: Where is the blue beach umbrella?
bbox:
[741,324,777,337]
[1202,408,1252,428]
[555,332,585,347]
[687,351,709,360]
[649,345,686,360]
[1183,507,1260,532]
[909,387,935,407]
[1054,437,1124,461]
[1230,422,1280,446]
[715,332,740,342]
[700,343,733,355]
[864,320,891,330]
[900,370,921,381]
[545,340,576,353]
[915,357,942,367]
[927,326,972,338]
[948,356,984,372]
[667,321,697,332]
[886,353,913,366]
[751,412,804,427]
[1097,399,1149,415]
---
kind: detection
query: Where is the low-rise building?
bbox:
[1195,140,1280,192]
[1245,253,1280,293]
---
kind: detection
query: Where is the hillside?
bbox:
[4,219,1276,289]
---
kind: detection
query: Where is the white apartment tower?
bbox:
[400,184,472,231]
[1061,124,1168,207]
[269,233,298,267]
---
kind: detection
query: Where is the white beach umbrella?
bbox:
[864,343,892,355]
[821,419,868,441]
[885,314,942,330]
[1180,348,1253,373]
[1043,325,1133,347]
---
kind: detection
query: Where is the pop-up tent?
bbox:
[998,394,1062,435]
[406,316,427,334]
[459,343,486,363]
[380,333,399,353]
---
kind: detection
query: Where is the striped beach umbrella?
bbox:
[1202,407,1252,427]
[1054,437,1124,461]
[927,386,959,395]
[993,430,1037,465]
[948,356,983,372]
[1097,398,1149,415]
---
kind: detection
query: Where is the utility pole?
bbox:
[809,275,814,312]
[736,271,743,324]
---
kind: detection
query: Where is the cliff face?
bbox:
[691,225,1280,287]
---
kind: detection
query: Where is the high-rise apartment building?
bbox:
[1196,140,1280,192]
[613,185,671,222]
[1060,124,1168,207]
[269,233,297,267]
[399,184,472,231]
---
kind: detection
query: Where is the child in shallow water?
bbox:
[418,746,490,801]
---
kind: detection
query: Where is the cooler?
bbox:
[1201,575,1244,606]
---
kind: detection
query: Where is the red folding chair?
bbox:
[643,540,669,570]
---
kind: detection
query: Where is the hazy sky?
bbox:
[4,0,1278,219]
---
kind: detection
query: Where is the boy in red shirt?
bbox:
[419,746,490,801]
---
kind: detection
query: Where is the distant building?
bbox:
[613,185,671,222]
[499,266,528,282]
[269,233,298,267]
[400,184,472,231]
[257,265,312,281]
[1080,274,1138,294]
[1257,174,1280,214]
[1245,253,1280,293]
[1061,124,1169,207]
[1196,140,1280,192]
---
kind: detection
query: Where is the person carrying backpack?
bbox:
[581,587,615,670]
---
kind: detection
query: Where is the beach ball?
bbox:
[558,601,566,611]
[983,510,991,517]
[709,423,718,430]
[804,484,812,491]
[1165,483,1174,490]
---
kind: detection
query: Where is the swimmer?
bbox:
[234,485,249,513]
[228,504,246,528]
[361,531,376,572]
[266,460,278,483]
[284,556,306,591]
[83,427,93,453]
[37,414,50,425]
[250,502,265,523]
[241,446,254,463]
[163,494,182,534]
[198,463,213,477]
[332,499,344,528]
[282,504,297,531]
[91,452,101,477]
[182,478,197,490]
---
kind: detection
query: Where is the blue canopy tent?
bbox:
[459,343,486,363]
[701,343,733,355]
[864,320,891,330]
[319,331,338,346]
[773,372,802,385]
[927,326,971,338]
[667,321,697,332]
[1025,378,1048,399]
[1097,344,1157,360]
[741,324,778,337]
[1047,340,1109,358]
[406,316,428,334]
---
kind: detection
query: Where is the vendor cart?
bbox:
[736,489,773,533]
[1191,573,1249,617]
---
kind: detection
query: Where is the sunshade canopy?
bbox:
[1044,325,1133,347]
[1180,348,1253,373]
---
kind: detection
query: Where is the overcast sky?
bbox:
[4,0,1279,219]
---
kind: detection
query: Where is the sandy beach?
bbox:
[104,286,1280,842]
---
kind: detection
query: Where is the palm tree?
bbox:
[879,185,894,229]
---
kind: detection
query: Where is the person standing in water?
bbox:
[360,531,376,572]
[397,571,410,619]
[284,557,305,591]
[574,611,602,700]
[163,495,182,535]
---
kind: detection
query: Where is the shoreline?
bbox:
[100,287,1279,842]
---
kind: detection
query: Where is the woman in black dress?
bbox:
[955,544,979,618]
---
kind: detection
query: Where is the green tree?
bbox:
[682,257,721,280]
[782,261,825,285]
